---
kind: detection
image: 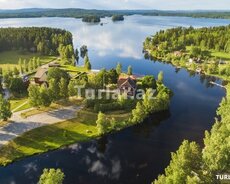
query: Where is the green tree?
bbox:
[13,66,19,76]
[75,48,79,62]
[71,55,76,66]
[127,65,133,75]
[96,112,108,135]
[3,72,11,88]
[143,88,156,113]
[0,95,12,121]
[131,102,147,124]
[191,62,196,71]
[59,78,69,99]
[37,57,41,67]
[107,68,118,84]
[33,57,37,70]
[39,168,65,184]
[158,71,164,83]
[142,75,157,89]
[190,46,202,58]
[39,86,52,107]
[48,79,60,101]
[47,68,69,82]
[154,140,202,184]
[85,60,91,70]
[9,77,26,94]
[18,58,23,74]
[28,59,33,72]
[202,85,230,182]
[116,62,122,75]
[68,80,78,97]
[28,85,41,107]
[84,55,91,70]
[23,59,28,72]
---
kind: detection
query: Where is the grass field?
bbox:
[0,109,130,166]
[186,46,230,62]
[10,98,31,112]
[211,51,230,62]
[60,64,88,74]
[0,51,56,70]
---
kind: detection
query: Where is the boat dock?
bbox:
[210,81,226,89]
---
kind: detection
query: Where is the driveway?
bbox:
[0,105,82,147]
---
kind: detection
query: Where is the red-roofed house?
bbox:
[117,75,137,96]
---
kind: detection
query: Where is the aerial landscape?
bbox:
[0,0,229,184]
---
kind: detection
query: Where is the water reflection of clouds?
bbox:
[176,81,219,103]
[68,143,82,154]
[88,159,121,179]
[84,142,122,180]
[24,162,38,174]
[72,23,144,59]
[89,160,108,176]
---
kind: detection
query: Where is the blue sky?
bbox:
[0,0,230,10]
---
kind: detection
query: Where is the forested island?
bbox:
[144,26,230,184]
[1,8,230,20]
[82,16,101,23]
[112,15,124,21]
[144,26,230,80]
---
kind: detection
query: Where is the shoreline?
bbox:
[0,108,170,167]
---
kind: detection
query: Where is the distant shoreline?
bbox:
[1,8,230,19]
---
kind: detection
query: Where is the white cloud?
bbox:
[0,0,230,10]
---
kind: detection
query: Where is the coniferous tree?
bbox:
[39,168,65,184]
[0,95,12,121]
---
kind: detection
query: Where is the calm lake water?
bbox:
[0,15,229,184]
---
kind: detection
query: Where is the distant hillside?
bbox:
[0,8,230,19]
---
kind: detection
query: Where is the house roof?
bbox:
[118,76,137,89]
[34,68,48,82]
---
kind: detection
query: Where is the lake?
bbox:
[0,15,228,184]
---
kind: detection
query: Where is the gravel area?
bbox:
[0,105,82,147]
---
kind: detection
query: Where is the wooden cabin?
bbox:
[117,75,137,96]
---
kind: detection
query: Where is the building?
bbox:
[173,51,182,57]
[117,75,137,96]
[34,67,48,86]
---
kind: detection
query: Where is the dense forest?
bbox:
[112,15,124,21]
[82,16,101,23]
[154,85,230,184]
[144,26,230,53]
[0,27,74,57]
[1,9,230,19]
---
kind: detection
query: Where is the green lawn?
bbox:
[211,50,230,62]
[0,117,98,166]
[0,51,56,70]
[186,46,230,62]
[60,64,88,74]
[10,98,32,112]
[0,109,130,166]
